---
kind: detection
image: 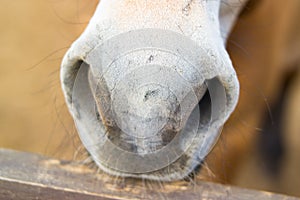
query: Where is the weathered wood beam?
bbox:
[0,148,298,200]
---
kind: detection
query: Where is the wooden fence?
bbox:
[0,149,298,200]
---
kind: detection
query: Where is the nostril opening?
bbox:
[67,60,84,90]
[62,59,86,105]
[196,77,228,131]
[198,89,212,128]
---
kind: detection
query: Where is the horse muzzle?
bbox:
[60,0,241,181]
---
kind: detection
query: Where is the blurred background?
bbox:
[0,0,98,160]
[0,0,299,197]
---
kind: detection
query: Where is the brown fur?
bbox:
[200,0,300,192]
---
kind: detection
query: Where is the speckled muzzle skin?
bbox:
[61,0,248,181]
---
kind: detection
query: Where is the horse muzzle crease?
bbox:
[60,0,246,181]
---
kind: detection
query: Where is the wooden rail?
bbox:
[0,148,298,200]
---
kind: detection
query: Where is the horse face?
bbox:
[60,0,247,181]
